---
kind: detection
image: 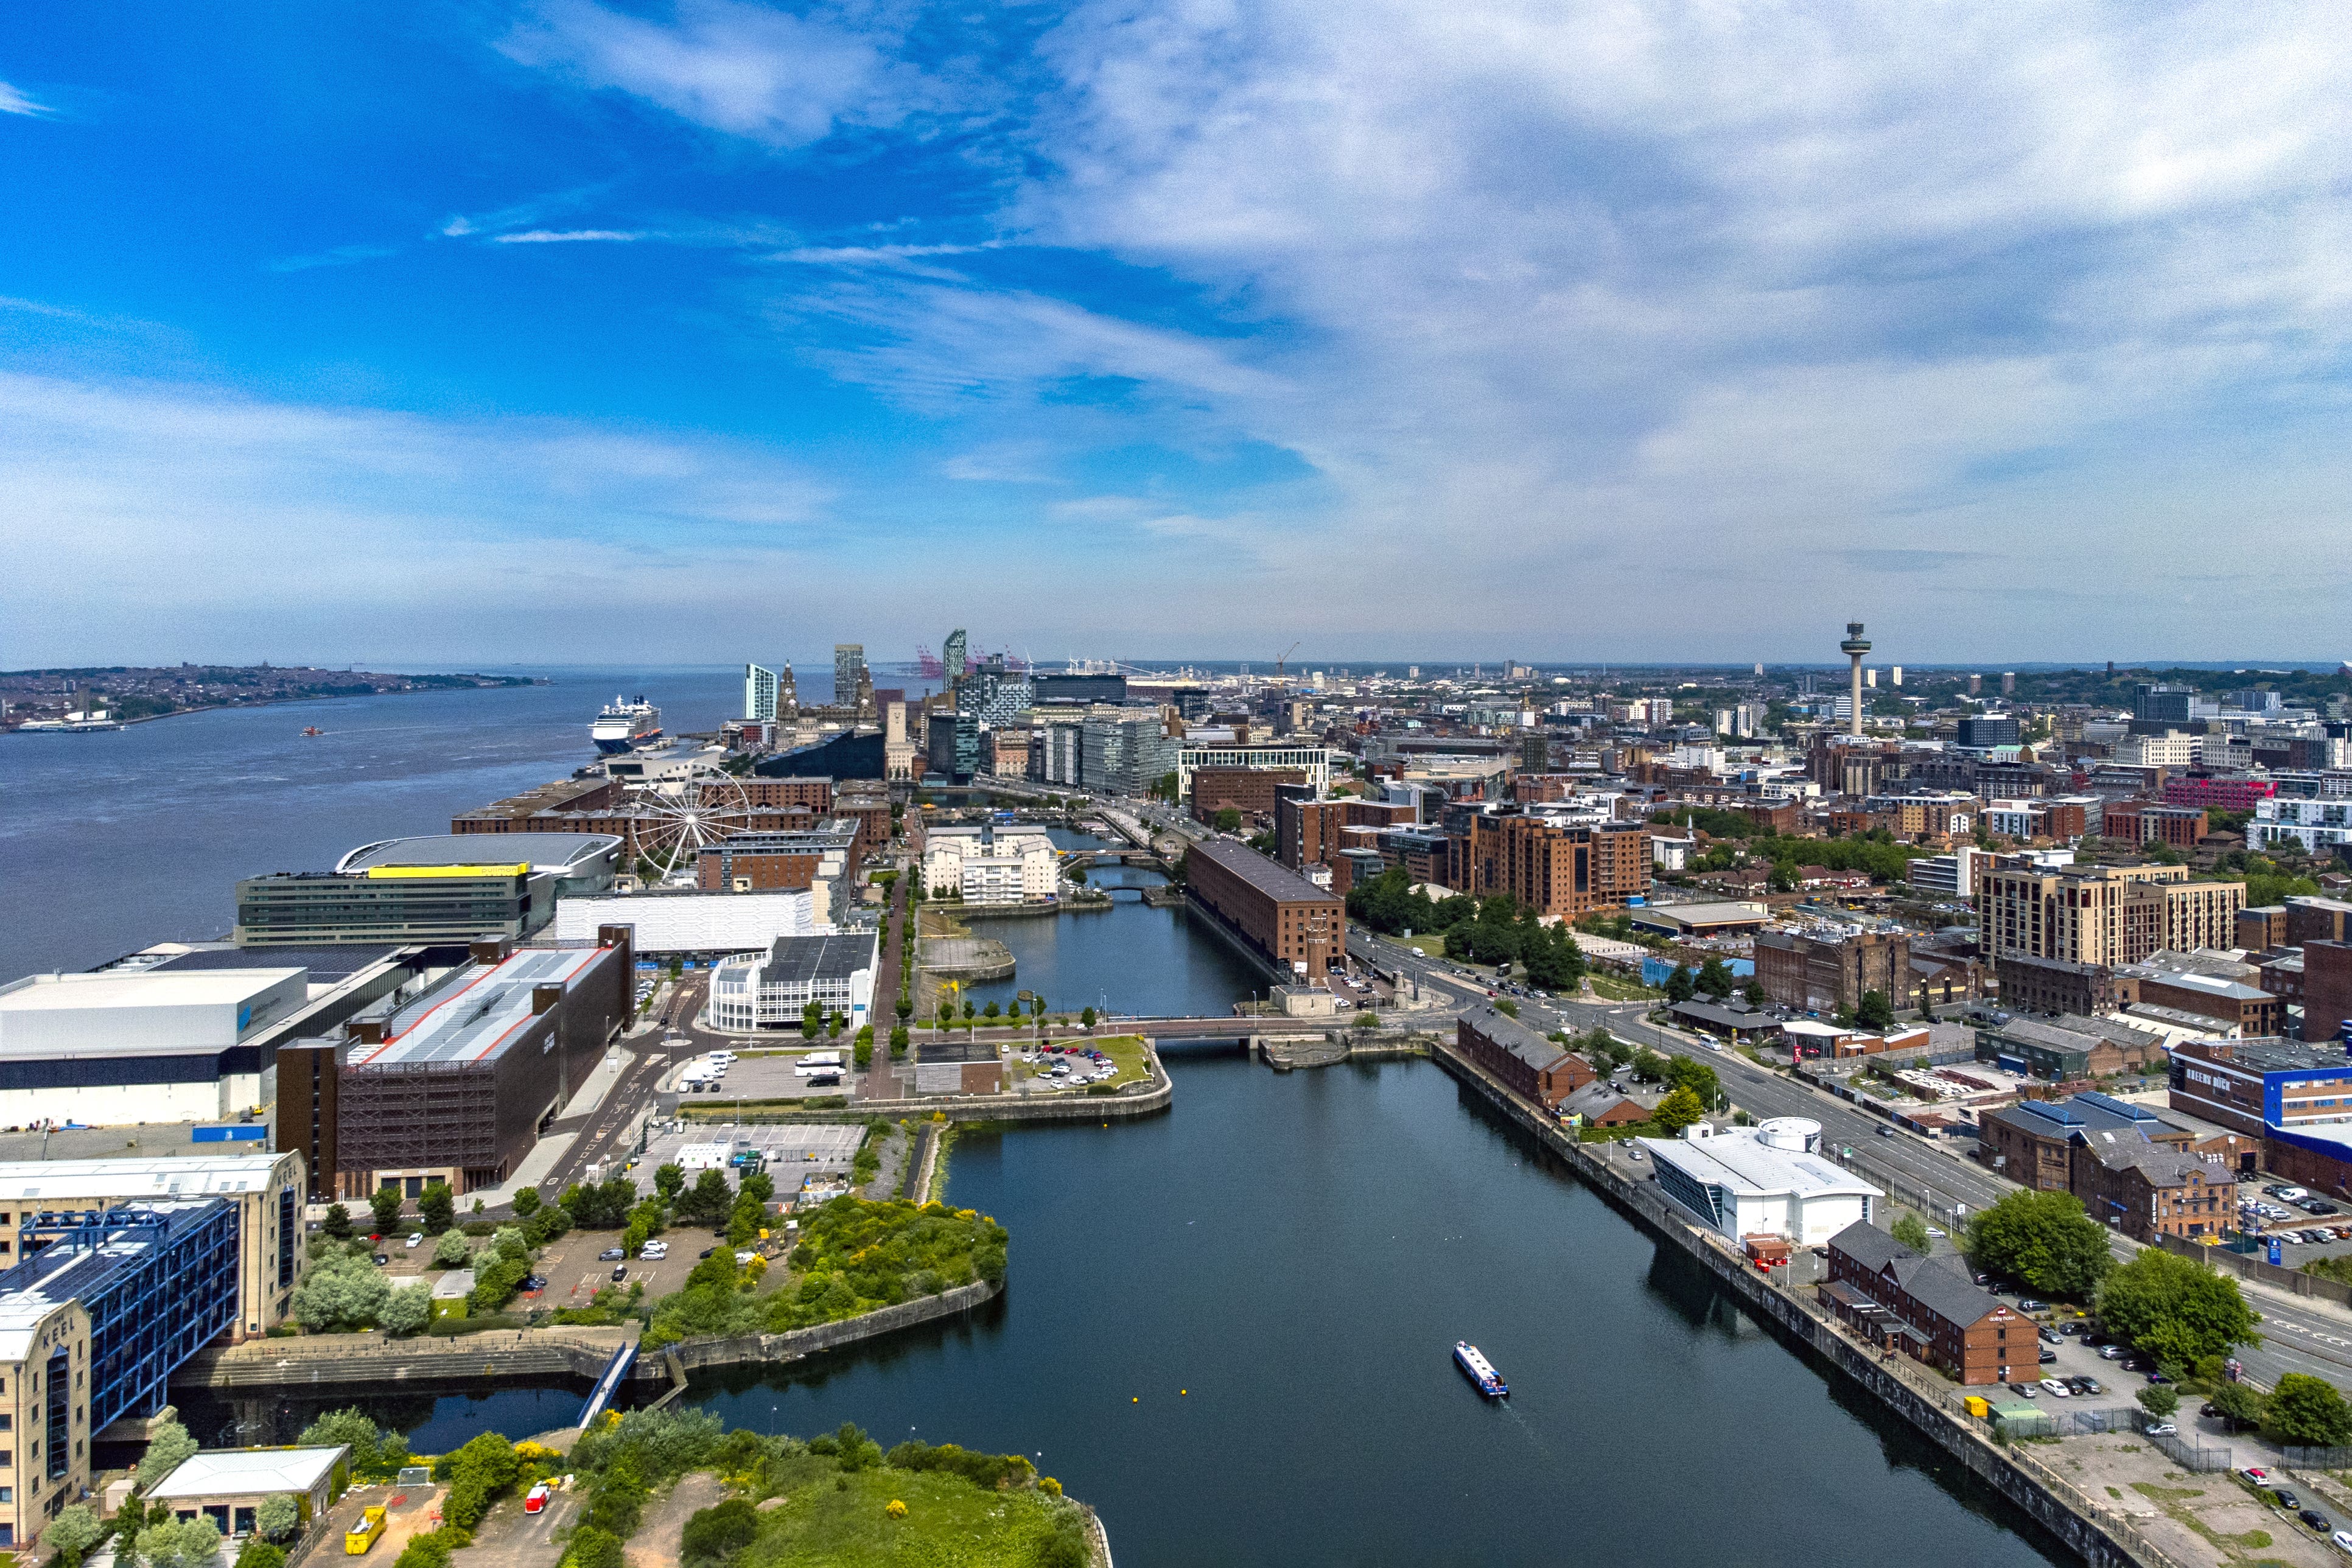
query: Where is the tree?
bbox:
[369,1185,405,1236]
[298,1408,388,1472]
[889,1026,909,1056]
[290,1251,391,1331]
[2266,1373,2352,1448]
[321,1203,354,1241]
[677,1169,732,1227]
[982,1001,1001,1020]
[1629,1048,1668,1083]
[2095,1248,2259,1368]
[1664,965,1695,1003]
[1081,1006,1097,1031]
[1855,990,1896,1032]
[136,1517,222,1568]
[44,1503,102,1567]
[512,1186,543,1220]
[1494,998,1519,1018]
[1213,807,1241,834]
[2135,1385,2179,1420]
[1695,957,1734,999]
[1891,1213,1933,1254]
[432,1229,472,1267]
[236,1544,288,1568]
[1662,1055,1721,1109]
[1741,979,1767,1007]
[2208,1381,2266,1432]
[418,1181,455,1236]
[1652,1085,1706,1134]
[654,1164,686,1204]
[1964,1191,2112,1300]
[380,1281,432,1337]
[255,1494,302,1543]
[137,1415,200,1487]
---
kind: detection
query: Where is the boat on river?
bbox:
[1454,1341,1507,1398]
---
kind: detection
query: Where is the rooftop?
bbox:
[0,968,303,1018]
[1461,1004,1570,1072]
[752,932,878,983]
[149,1446,349,1500]
[1189,838,1342,905]
[352,947,602,1069]
[337,833,620,875]
[147,946,402,983]
[0,1153,286,1201]
[1639,1127,1883,1201]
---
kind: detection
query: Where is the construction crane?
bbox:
[1274,642,1300,684]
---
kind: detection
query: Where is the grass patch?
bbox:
[749,1450,1083,1567]
[1587,973,1662,1001]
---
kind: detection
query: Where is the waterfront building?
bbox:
[1975,1091,2227,1239]
[1455,810,1650,921]
[323,933,633,1197]
[833,645,867,710]
[148,1446,349,1539]
[696,823,861,892]
[707,932,878,1034]
[1821,1223,2023,1385]
[1086,712,1180,798]
[549,889,824,955]
[1457,1006,1594,1108]
[921,823,1059,905]
[1641,1122,1881,1247]
[744,663,780,724]
[1183,839,1343,981]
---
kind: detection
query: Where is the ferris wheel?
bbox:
[631,773,752,884]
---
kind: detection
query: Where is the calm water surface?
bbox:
[687,1055,2070,1568]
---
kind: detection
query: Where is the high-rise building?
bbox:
[1457,811,1650,921]
[833,644,866,709]
[1082,710,1179,797]
[744,663,779,723]
[2001,671,2017,696]
[1891,666,1902,687]
[2133,683,2194,726]
[1969,674,1983,695]
[942,629,968,684]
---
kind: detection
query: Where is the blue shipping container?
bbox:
[192,1125,268,1143]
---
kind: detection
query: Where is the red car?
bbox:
[524,1483,551,1515]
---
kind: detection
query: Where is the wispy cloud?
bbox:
[490,228,648,244]
[0,80,53,117]
[266,243,397,273]
[499,0,925,149]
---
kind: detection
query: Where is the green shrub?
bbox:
[679,1498,760,1564]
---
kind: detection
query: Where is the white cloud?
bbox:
[0,80,52,117]
[500,0,921,149]
[491,228,648,243]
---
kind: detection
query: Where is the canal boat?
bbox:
[1454,1340,1507,1398]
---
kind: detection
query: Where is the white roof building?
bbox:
[149,1446,350,1504]
[1639,1122,1883,1247]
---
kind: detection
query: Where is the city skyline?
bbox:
[5,4,2348,667]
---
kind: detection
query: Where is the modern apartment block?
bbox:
[2101,799,2208,849]
[1976,861,2244,969]
[2250,797,2352,856]
[1455,810,1648,920]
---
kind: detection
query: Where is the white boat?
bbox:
[1454,1340,1507,1398]
[591,696,662,754]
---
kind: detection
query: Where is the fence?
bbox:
[2284,1445,2352,1471]
[2146,1430,2233,1473]
[2157,1231,2352,1309]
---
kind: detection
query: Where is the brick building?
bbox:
[1977,861,2245,969]
[1973,1092,2218,1242]
[1275,793,1418,872]
[1190,767,1307,826]
[1994,954,2119,1018]
[2306,940,2352,1048]
[2131,970,2284,1037]
[1822,1223,2026,1385]
[2238,906,2290,951]
[1457,1006,1596,1109]
[727,777,835,812]
[1184,839,1344,981]
[2287,897,2352,947]
[1752,928,1903,1016]
[2102,799,2208,850]
[695,824,861,891]
[1457,810,1648,920]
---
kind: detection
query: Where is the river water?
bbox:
[20,681,2067,1566]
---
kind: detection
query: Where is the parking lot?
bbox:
[669,1049,852,1104]
[639,1123,863,1183]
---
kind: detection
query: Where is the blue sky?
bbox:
[3,2,2348,668]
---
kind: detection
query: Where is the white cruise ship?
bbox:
[590,696,662,754]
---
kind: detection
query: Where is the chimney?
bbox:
[533,984,564,1017]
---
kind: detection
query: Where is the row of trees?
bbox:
[1345,869,1591,989]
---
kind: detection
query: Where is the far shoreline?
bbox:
[7,674,551,731]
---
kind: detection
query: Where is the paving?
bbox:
[640,1122,861,1178]
[2045,1438,2339,1567]
[465,1482,579,1568]
[319,1479,445,1567]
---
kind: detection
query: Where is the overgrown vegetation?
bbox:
[642,1197,1006,1351]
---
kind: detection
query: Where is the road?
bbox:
[1346,925,2352,1390]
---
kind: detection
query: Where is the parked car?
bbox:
[2018,1298,2046,1313]
[521,1275,547,1292]
[2240,1467,2272,1486]
[2060,1321,2084,1336]
[2099,1345,2127,1360]
[2146,1370,2173,1384]
[2040,1378,2071,1397]
[2039,1328,2062,1346]
[373,1253,390,1265]
[2145,1421,2177,1435]
[2038,1349,2058,1364]
[599,1247,626,1261]
[2331,1529,2352,1554]
[2277,1489,2303,1510]
[698,1247,716,1259]
[611,1264,628,1281]
[2076,1377,2104,1396]
[2301,1510,2333,1532]
[405,1233,424,1250]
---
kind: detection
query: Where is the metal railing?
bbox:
[2145,1429,2233,1473]
[2284,1444,2352,1471]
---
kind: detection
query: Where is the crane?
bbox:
[1275,642,1300,684]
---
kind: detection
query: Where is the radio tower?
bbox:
[1840,621,1871,738]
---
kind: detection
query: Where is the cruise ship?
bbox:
[1454,1341,1507,1398]
[590,696,662,754]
